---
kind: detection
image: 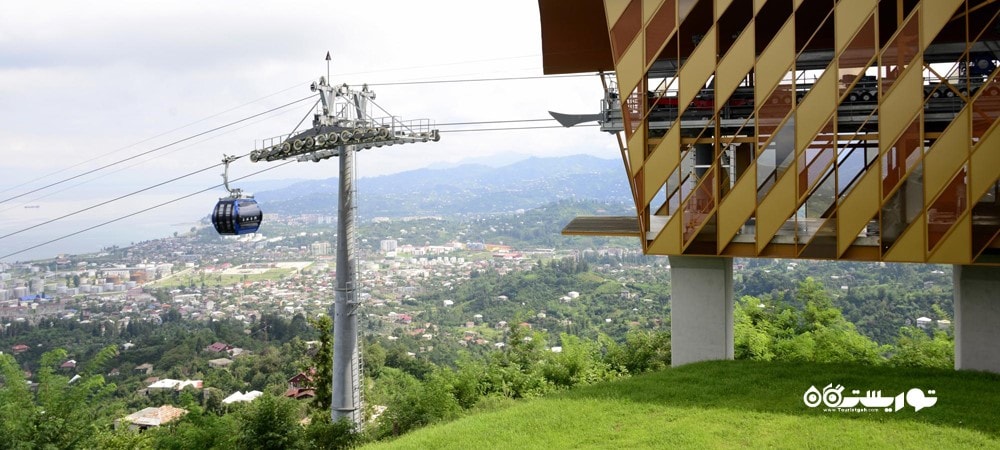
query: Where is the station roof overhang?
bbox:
[538,0,614,75]
[562,216,640,237]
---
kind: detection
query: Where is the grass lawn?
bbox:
[148,269,295,288]
[366,360,1000,449]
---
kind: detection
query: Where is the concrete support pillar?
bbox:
[954,265,1000,373]
[668,256,734,366]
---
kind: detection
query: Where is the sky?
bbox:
[0,1,619,260]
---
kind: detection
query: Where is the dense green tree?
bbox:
[541,333,615,387]
[0,346,118,450]
[602,329,672,374]
[236,394,304,450]
[363,340,387,379]
[889,327,954,369]
[149,408,239,450]
[733,296,776,361]
[90,428,154,450]
[302,412,358,449]
[373,368,460,438]
[734,279,887,365]
[307,315,333,413]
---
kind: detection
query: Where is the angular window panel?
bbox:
[923,6,969,134]
[966,2,1000,120]
[923,59,967,134]
[795,1,834,55]
[879,10,919,96]
[678,0,699,22]
[967,2,1000,47]
[798,120,835,197]
[622,86,643,140]
[681,78,717,123]
[646,30,680,127]
[799,147,835,198]
[881,119,922,197]
[972,75,1000,143]
[755,0,793,54]
[881,163,924,252]
[757,116,795,202]
[652,180,669,215]
[922,11,967,113]
[972,182,1000,258]
[678,0,713,58]
[683,166,716,243]
[836,138,878,199]
[720,69,756,147]
[838,13,877,108]
[717,0,752,56]
[678,142,706,204]
[798,215,838,259]
[838,94,878,141]
[839,13,877,71]
[757,147,777,201]
[876,0,917,45]
[794,1,834,108]
[611,0,643,63]
[655,165,683,216]
[802,164,837,228]
[876,1,897,42]
[684,213,718,254]
[647,77,678,123]
[928,167,968,251]
[719,141,754,199]
[758,84,794,146]
[646,0,677,63]
[692,143,715,179]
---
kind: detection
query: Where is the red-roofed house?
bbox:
[283,369,317,400]
[204,342,232,353]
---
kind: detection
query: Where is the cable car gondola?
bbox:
[212,155,262,235]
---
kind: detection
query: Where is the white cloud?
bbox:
[0,1,620,258]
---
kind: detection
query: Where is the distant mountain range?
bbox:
[253,154,632,218]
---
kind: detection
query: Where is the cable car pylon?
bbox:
[250,57,440,429]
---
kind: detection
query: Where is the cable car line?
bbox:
[2,116,570,240]
[434,118,555,126]
[363,73,597,87]
[0,64,557,197]
[0,81,313,199]
[0,101,312,216]
[3,73,592,204]
[0,160,295,261]
[439,124,599,133]
[0,161,232,242]
[0,94,317,242]
[0,118,597,259]
[0,94,317,207]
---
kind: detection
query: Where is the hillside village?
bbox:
[0,200,966,444]
[1,208,649,353]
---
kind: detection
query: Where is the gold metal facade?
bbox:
[579,0,1000,264]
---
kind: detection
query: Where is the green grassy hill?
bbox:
[367,360,1000,449]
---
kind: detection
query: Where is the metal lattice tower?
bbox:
[251,59,439,428]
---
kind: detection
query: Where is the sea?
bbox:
[0,192,217,263]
